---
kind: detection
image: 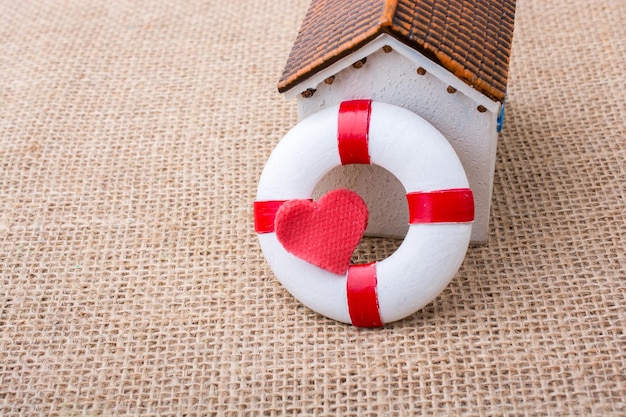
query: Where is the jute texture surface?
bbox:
[1,1,624,415]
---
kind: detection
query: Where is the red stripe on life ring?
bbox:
[338,100,372,165]
[254,200,288,233]
[254,199,315,233]
[407,188,474,223]
[347,262,383,327]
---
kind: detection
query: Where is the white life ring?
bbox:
[255,100,474,327]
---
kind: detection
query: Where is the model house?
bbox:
[277,0,516,243]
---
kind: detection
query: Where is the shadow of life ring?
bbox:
[255,100,474,327]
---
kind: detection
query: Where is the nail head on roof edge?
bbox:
[301,88,316,98]
[352,58,367,69]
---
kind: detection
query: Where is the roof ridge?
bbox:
[380,0,398,27]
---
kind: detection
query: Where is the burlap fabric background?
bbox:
[1,0,624,415]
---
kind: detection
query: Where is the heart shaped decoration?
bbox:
[275,189,368,275]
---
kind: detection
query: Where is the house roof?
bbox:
[277,0,516,103]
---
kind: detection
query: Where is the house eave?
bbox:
[282,34,501,114]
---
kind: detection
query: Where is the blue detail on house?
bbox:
[497,97,506,133]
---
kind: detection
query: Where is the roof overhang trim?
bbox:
[283,34,500,113]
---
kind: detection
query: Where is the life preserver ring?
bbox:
[254,100,474,327]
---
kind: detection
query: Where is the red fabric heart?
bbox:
[275,189,368,275]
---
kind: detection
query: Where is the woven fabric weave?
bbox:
[1,0,624,415]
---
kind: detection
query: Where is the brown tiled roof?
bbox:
[277,0,516,102]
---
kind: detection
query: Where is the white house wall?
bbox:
[292,36,500,244]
